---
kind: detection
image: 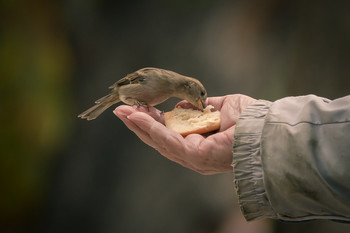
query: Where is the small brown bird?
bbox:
[78,67,207,120]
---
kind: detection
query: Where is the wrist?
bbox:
[232,100,277,221]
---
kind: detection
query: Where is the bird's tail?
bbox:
[78,94,119,120]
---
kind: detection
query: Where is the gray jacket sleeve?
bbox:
[232,95,350,222]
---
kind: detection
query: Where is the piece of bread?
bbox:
[164,105,221,136]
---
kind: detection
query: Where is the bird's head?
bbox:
[182,78,207,110]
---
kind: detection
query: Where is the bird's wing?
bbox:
[110,72,146,89]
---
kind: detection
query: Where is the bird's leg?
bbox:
[134,100,144,107]
[134,100,150,111]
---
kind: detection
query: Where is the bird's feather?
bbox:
[112,72,146,88]
[95,94,112,104]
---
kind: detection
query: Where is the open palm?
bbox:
[114,94,256,175]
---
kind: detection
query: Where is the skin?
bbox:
[114,94,256,175]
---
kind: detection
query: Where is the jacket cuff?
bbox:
[232,100,276,221]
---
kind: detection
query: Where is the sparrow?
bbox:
[78,67,207,120]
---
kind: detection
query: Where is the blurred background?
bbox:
[1,0,349,232]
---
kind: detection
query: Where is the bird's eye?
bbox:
[200,91,206,96]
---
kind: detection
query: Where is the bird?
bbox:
[78,67,207,120]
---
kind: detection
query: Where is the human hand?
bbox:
[114,94,256,175]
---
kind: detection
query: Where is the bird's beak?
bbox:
[197,98,207,110]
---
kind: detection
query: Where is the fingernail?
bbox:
[113,109,119,115]
[113,108,129,118]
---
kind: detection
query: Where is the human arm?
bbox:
[114,94,350,222]
[234,95,350,222]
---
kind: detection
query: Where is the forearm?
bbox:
[233,95,350,222]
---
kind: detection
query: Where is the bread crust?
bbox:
[164,106,221,136]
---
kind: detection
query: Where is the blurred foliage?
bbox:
[0,0,73,231]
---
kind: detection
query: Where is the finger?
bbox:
[134,105,165,124]
[114,105,135,118]
[115,106,195,168]
[175,100,200,110]
[114,106,157,147]
[206,96,227,111]
[128,112,186,154]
